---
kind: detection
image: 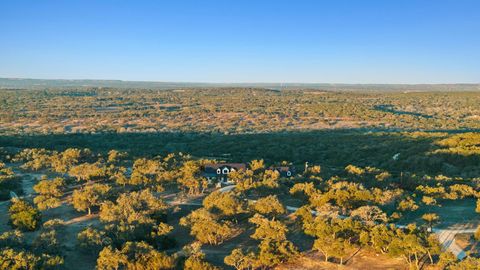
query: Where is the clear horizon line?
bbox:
[1,76,479,85]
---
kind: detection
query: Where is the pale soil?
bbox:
[3,167,474,270]
[60,211,100,270]
[0,198,100,270]
[20,171,45,195]
[0,166,100,269]
[455,233,480,255]
[455,233,473,249]
[0,168,45,232]
[277,250,408,270]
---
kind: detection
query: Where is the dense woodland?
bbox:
[1,88,480,270]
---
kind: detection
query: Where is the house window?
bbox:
[222,168,230,174]
[216,169,221,174]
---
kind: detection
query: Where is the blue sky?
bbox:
[1,0,479,83]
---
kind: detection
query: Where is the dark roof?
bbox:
[203,172,218,178]
[204,163,247,170]
[203,163,247,175]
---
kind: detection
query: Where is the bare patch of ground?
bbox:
[455,233,473,249]
[399,199,480,229]
[277,249,407,270]
[0,202,10,232]
[455,233,480,255]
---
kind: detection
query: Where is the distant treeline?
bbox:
[1,77,479,91]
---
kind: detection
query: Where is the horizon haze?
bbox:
[1,0,480,83]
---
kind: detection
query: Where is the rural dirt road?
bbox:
[219,184,478,261]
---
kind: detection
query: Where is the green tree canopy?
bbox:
[33,177,65,210]
[72,183,111,215]
[9,199,41,231]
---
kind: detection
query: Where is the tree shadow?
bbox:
[0,129,478,178]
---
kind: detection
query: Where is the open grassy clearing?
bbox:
[398,199,480,229]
